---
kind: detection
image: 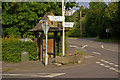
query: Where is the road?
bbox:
[2,38,119,79]
[54,38,119,78]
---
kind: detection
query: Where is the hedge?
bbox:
[2,37,38,63]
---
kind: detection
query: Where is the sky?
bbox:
[71,1,110,11]
[72,2,90,10]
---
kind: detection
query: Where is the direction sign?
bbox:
[65,10,75,16]
[64,22,74,27]
[48,16,64,21]
[106,28,109,32]
[42,24,49,35]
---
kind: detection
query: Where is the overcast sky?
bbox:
[71,2,89,10]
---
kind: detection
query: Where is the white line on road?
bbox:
[96,62,101,64]
[85,55,94,58]
[92,52,101,55]
[109,67,116,71]
[69,45,78,48]
[88,45,117,52]
[1,73,66,78]
[100,64,105,66]
[104,65,110,68]
[100,59,118,67]
[101,45,104,48]
[104,48,117,52]
[96,61,120,73]
[43,73,65,78]
[82,45,88,49]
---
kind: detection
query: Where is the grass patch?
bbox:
[6,68,12,71]
[95,38,118,43]
[67,37,98,39]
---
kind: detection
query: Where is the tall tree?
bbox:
[2,2,77,37]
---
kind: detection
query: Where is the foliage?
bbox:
[56,40,61,56]
[75,51,83,55]
[2,37,38,63]
[67,28,80,37]
[67,2,119,39]
[2,2,77,38]
[95,38,118,43]
[104,2,119,39]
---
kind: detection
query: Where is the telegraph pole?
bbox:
[80,10,82,37]
[62,0,65,56]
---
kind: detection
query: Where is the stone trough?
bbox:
[55,54,85,64]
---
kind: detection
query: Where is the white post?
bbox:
[45,21,48,66]
[62,0,65,56]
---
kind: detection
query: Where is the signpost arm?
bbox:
[62,0,65,56]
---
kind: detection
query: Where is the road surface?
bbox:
[2,38,119,79]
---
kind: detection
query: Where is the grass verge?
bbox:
[95,38,118,43]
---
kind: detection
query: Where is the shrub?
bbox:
[2,37,38,63]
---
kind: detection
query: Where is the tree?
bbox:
[2,2,77,38]
[105,2,119,39]
[83,2,107,38]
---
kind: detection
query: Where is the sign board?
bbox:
[65,10,75,16]
[64,22,74,27]
[41,23,49,35]
[106,28,109,32]
[48,16,64,21]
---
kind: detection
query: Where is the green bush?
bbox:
[66,29,80,37]
[2,37,38,63]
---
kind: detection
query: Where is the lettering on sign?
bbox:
[48,16,64,21]
[65,10,75,16]
[64,22,74,27]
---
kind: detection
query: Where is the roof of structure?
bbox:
[29,11,68,32]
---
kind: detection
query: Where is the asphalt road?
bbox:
[55,38,119,78]
[2,38,119,79]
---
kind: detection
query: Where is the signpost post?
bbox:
[62,0,65,56]
[41,20,49,66]
[48,0,74,57]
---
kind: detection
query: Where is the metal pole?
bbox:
[80,10,82,37]
[62,0,65,56]
[45,21,48,66]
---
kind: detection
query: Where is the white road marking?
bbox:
[104,48,117,52]
[96,60,119,73]
[43,73,65,78]
[100,59,109,63]
[1,73,66,78]
[96,62,101,64]
[100,59,105,62]
[88,45,117,52]
[114,65,118,67]
[101,45,104,48]
[109,63,114,65]
[115,70,120,73]
[92,52,101,55]
[100,64,104,66]
[69,45,78,48]
[100,59,118,67]
[85,55,94,58]
[104,66,110,68]
[82,45,88,49]
[109,68,116,71]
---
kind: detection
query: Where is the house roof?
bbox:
[29,11,68,32]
